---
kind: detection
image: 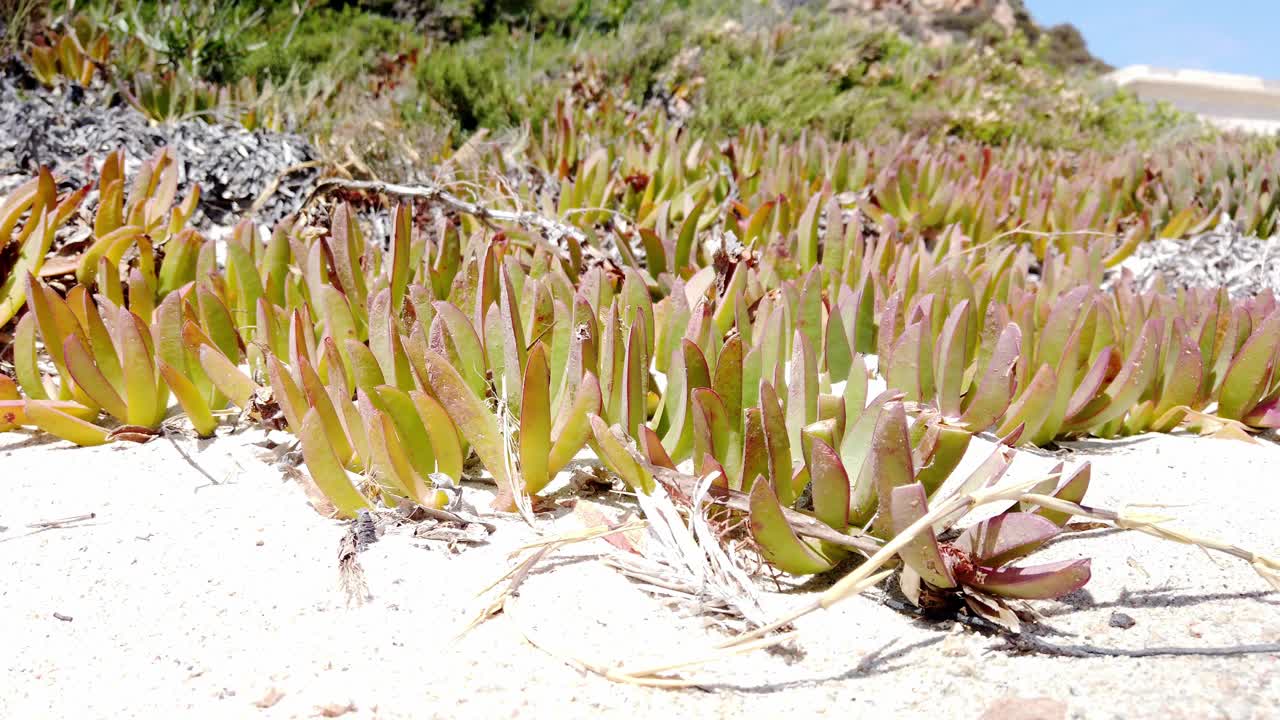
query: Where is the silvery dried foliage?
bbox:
[0,59,317,227]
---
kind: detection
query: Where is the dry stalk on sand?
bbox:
[605,475,772,631]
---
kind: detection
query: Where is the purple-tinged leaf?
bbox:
[639,425,676,470]
[759,381,795,505]
[954,512,1061,567]
[1033,462,1090,527]
[63,334,127,421]
[870,402,915,539]
[419,349,514,502]
[934,300,971,416]
[888,483,956,588]
[962,558,1091,599]
[995,363,1056,441]
[956,322,1020,432]
[1218,309,1280,420]
[1064,346,1115,421]
[806,435,850,531]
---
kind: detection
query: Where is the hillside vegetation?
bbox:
[21,0,1208,160]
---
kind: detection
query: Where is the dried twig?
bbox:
[27,512,96,529]
[1018,494,1280,591]
[300,177,589,246]
[1,511,98,544]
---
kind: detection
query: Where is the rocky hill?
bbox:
[829,0,1110,71]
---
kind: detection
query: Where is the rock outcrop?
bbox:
[828,0,1109,70]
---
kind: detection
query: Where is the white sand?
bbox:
[2,426,1278,719]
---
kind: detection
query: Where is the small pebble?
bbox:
[1109,611,1136,629]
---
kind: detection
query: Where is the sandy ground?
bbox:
[1,423,1278,720]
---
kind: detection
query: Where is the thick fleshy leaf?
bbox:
[1218,309,1280,420]
[374,385,437,481]
[1063,346,1115,421]
[748,475,837,575]
[994,363,1056,441]
[914,422,972,498]
[842,390,900,525]
[520,343,552,495]
[1152,324,1204,431]
[759,382,795,505]
[888,483,956,588]
[196,284,241,362]
[0,399,97,426]
[619,316,649,436]
[63,334,128,421]
[430,302,488,399]
[805,435,850,530]
[691,387,733,478]
[589,414,654,493]
[1032,462,1090,527]
[197,345,256,410]
[548,372,601,475]
[639,425,676,469]
[298,407,369,518]
[934,300,971,416]
[24,399,109,446]
[870,401,915,539]
[885,321,924,400]
[346,339,386,391]
[118,310,162,427]
[417,349,513,498]
[13,312,48,400]
[411,390,464,482]
[825,307,853,383]
[364,408,416,499]
[954,512,1062,567]
[296,354,353,465]
[1068,318,1161,430]
[712,333,744,434]
[786,331,820,465]
[158,360,216,437]
[964,558,1091,599]
[956,323,1020,431]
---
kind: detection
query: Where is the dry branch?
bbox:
[301,177,589,245]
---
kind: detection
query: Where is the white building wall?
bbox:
[1105,65,1280,134]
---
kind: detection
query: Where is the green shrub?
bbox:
[240,6,419,84]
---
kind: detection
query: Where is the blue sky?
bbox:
[1025,1,1280,79]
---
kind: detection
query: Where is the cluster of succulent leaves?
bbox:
[8,3,1280,618]
[3,134,1276,617]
